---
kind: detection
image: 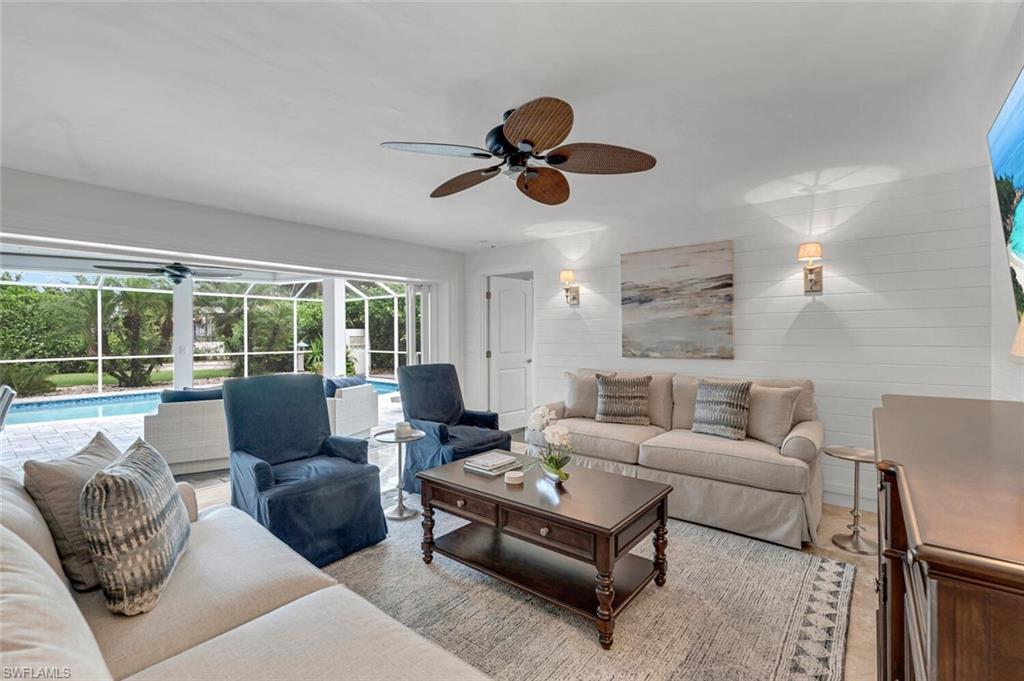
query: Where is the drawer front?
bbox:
[431,486,497,525]
[615,505,659,558]
[501,508,595,561]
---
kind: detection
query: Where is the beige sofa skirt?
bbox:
[564,452,822,549]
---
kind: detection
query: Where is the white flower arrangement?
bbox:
[526,406,573,482]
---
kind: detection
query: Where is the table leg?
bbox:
[395,442,406,510]
[385,442,420,520]
[653,499,668,587]
[595,571,615,649]
[421,503,434,564]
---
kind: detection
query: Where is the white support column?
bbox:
[364,298,370,376]
[96,280,104,393]
[420,283,432,363]
[172,279,194,389]
[322,277,347,377]
[405,285,418,367]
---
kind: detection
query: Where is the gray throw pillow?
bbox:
[80,439,191,616]
[595,373,652,426]
[23,432,122,591]
[692,380,753,440]
[747,384,802,447]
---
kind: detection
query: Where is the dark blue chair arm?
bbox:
[321,435,369,464]
[410,418,450,444]
[460,409,500,430]
[230,449,273,492]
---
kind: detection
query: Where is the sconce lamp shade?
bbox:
[559,269,576,285]
[797,242,823,263]
[1012,318,1024,358]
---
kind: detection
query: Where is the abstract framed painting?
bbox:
[621,240,734,359]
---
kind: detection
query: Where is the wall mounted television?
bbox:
[988,64,1024,321]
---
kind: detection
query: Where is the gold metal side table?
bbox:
[824,446,878,555]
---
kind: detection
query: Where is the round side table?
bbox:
[373,428,426,520]
[824,446,878,555]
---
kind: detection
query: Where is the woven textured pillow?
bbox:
[692,380,752,440]
[80,439,190,616]
[595,373,652,425]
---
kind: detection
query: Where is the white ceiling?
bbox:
[3,2,1022,252]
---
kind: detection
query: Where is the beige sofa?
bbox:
[144,383,379,474]
[529,371,824,548]
[0,466,486,681]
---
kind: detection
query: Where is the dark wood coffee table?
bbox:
[417,453,672,649]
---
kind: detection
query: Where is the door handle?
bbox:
[526,359,533,364]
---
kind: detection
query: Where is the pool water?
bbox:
[6,380,399,426]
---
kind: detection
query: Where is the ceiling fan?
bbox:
[92,261,242,285]
[381,97,656,205]
[1,251,243,285]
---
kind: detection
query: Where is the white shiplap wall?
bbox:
[464,167,995,510]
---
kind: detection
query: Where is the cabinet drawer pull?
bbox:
[539,526,550,537]
[455,499,466,509]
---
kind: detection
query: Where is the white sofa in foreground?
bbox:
[144,383,379,474]
[528,370,824,549]
[0,467,486,681]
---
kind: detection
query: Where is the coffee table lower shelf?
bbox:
[432,522,657,622]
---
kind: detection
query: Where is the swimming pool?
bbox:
[6,379,399,426]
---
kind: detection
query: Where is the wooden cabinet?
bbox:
[874,395,1024,681]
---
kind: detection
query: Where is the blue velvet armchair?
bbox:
[223,374,387,566]
[397,364,512,493]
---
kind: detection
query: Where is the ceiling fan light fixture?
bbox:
[382,96,656,205]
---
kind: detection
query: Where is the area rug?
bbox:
[325,511,854,681]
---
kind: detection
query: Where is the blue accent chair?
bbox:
[223,374,387,566]
[397,364,511,494]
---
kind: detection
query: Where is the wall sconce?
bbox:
[797,242,823,294]
[1012,318,1024,359]
[560,269,580,306]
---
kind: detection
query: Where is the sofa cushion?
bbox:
[0,466,67,585]
[638,430,809,494]
[671,375,700,430]
[0,527,113,681]
[616,372,674,430]
[159,387,222,403]
[323,375,367,397]
[747,385,801,447]
[75,505,335,679]
[692,380,752,440]
[596,373,652,425]
[558,417,665,465]
[80,440,191,616]
[125,585,487,681]
[23,431,122,591]
[125,586,487,681]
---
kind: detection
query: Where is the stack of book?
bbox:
[463,451,522,477]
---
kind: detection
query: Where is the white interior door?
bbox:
[487,275,533,430]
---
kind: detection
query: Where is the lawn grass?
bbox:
[47,367,234,388]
